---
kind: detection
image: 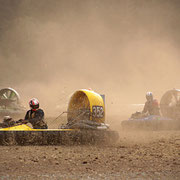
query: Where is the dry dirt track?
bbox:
[0,130,179,180]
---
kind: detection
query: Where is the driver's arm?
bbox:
[28,110,44,123]
[142,102,148,114]
[24,111,29,120]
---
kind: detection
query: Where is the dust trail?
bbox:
[0,0,180,118]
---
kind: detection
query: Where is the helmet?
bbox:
[29,98,39,110]
[146,92,153,101]
[3,116,12,122]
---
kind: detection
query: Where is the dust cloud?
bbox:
[0,0,180,118]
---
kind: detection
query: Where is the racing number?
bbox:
[92,106,104,118]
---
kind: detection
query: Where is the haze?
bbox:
[0,0,179,116]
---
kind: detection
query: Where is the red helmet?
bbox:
[29,98,39,110]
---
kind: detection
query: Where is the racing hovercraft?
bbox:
[0,89,119,145]
[121,89,180,130]
[0,87,26,119]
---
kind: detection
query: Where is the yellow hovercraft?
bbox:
[0,89,118,145]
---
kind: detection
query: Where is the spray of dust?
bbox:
[0,0,180,130]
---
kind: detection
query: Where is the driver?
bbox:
[23,98,48,129]
[142,92,160,116]
[0,116,16,128]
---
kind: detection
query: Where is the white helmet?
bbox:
[146,92,153,101]
[3,116,12,122]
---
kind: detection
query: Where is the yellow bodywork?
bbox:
[0,124,73,131]
[0,124,33,131]
[68,89,105,123]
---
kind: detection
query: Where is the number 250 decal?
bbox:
[92,106,104,118]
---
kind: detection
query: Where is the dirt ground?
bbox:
[0,120,179,180]
[1,0,180,179]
